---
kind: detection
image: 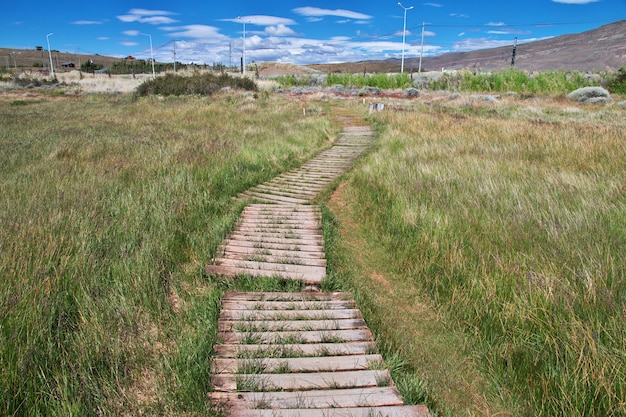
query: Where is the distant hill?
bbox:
[309,19,626,74]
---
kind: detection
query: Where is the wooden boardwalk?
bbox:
[238,126,375,205]
[206,204,326,284]
[208,292,429,417]
[206,122,430,416]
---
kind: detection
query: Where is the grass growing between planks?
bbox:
[326,97,625,416]
[0,91,337,416]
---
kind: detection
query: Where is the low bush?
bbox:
[605,66,626,94]
[135,73,257,96]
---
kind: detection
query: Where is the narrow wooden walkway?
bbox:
[206,204,326,284]
[208,292,429,417]
[238,126,374,204]
[206,120,430,416]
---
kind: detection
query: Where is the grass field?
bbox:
[0,91,337,416]
[1,85,624,416]
[326,95,625,416]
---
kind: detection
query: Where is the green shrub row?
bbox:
[326,73,413,89]
[135,73,257,96]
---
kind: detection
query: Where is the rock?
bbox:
[617,100,626,109]
[404,88,420,97]
[566,87,611,103]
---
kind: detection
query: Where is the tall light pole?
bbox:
[46,32,55,78]
[238,17,250,76]
[398,3,413,74]
[418,21,425,73]
[140,33,155,79]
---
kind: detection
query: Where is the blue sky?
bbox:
[2,0,625,65]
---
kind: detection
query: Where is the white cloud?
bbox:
[424,30,436,37]
[551,0,598,3]
[265,24,298,37]
[73,20,102,25]
[486,22,506,26]
[120,42,138,47]
[450,13,469,18]
[293,7,372,20]
[221,15,296,26]
[117,9,178,25]
[423,3,443,7]
[161,25,229,41]
[97,37,109,41]
[123,30,140,36]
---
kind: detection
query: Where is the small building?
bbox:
[61,62,75,68]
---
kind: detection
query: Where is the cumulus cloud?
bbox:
[293,7,372,20]
[265,24,298,37]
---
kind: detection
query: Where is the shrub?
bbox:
[566,86,611,103]
[604,66,626,95]
[135,73,257,97]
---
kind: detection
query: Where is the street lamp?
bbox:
[238,17,251,76]
[140,32,155,79]
[398,2,413,74]
[46,32,55,78]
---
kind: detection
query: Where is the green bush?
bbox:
[605,66,626,94]
[135,73,257,97]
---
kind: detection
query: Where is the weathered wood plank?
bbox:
[218,309,361,321]
[226,234,323,245]
[214,259,326,276]
[205,265,324,284]
[220,253,327,267]
[220,239,324,253]
[217,329,373,344]
[219,245,325,260]
[211,369,391,392]
[230,406,429,417]
[209,386,404,409]
[211,354,383,374]
[213,342,376,358]
[222,292,352,301]
[218,318,367,332]
[220,300,356,310]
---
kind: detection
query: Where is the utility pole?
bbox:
[418,21,425,73]
[511,37,517,67]
[173,39,177,72]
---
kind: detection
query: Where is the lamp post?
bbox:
[140,33,155,79]
[46,32,55,78]
[238,17,250,76]
[398,2,413,74]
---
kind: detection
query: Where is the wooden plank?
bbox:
[205,265,324,284]
[211,354,383,374]
[213,342,376,358]
[218,318,367,332]
[220,300,356,310]
[220,253,327,267]
[219,245,325,260]
[217,329,373,344]
[209,386,404,408]
[218,309,361,321]
[221,239,324,253]
[214,259,326,276]
[222,292,352,301]
[230,406,429,417]
[226,234,323,245]
[243,191,311,204]
[211,369,391,392]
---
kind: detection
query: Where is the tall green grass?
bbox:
[326,73,412,89]
[345,103,625,416]
[430,68,597,94]
[0,93,336,416]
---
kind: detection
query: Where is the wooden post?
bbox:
[301,102,307,116]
